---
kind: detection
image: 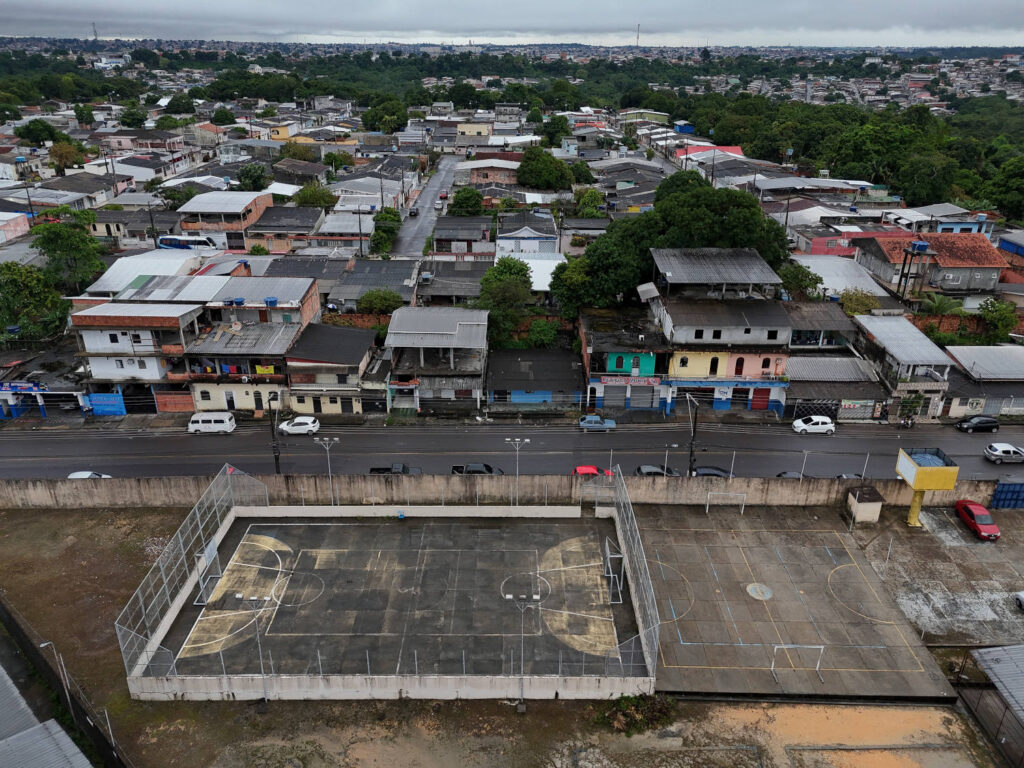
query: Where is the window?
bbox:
[138,359,147,370]
[677,356,688,368]
[115,359,124,369]
[295,396,306,404]
[336,374,347,384]
[130,333,142,344]
[744,327,751,335]
[826,239,837,248]
[767,330,778,340]
[762,358,770,369]
[329,397,338,404]
[694,329,704,339]
[199,390,211,401]
[109,333,119,344]
[712,330,722,340]
[631,356,640,370]
[735,358,744,375]
[615,355,624,368]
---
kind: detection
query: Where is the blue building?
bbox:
[998,231,1024,259]
[487,349,583,408]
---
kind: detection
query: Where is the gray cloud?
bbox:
[4,0,1024,45]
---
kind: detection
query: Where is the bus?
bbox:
[157,235,217,249]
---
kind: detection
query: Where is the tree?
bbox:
[30,207,105,292]
[550,256,597,317]
[526,106,543,124]
[237,163,269,191]
[570,161,595,185]
[986,157,1024,222]
[371,207,401,254]
[0,262,69,337]
[0,103,20,121]
[323,151,354,171]
[155,115,180,130]
[292,182,337,209]
[839,288,881,317]
[918,294,964,316]
[73,103,94,125]
[248,244,270,255]
[14,119,64,146]
[361,99,408,132]
[895,152,957,206]
[119,103,147,128]
[258,106,277,117]
[778,262,823,300]
[477,257,533,345]
[979,298,1019,343]
[357,288,404,320]
[165,93,195,114]
[574,187,604,218]
[653,170,709,202]
[281,141,316,162]
[526,318,559,348]
[210,107,236,126]
[48,142,81,176]
[542,114,571,146]
[448,187,484,216]
[517,146,573,191]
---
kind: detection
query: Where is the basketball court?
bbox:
[636,504,955,699]
[162,518,645,679]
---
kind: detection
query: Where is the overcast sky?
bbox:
[5,0,1024,47]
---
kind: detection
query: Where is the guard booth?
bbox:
[895,447,959,527]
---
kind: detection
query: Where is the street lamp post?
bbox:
[505,437,530,506]
[685,393,700,477]
[664,443,679,476]
[313,436,339,505]
[39,641,75,725]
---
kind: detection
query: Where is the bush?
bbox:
[594,695,675,736]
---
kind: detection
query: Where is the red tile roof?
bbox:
[865,233,1009,270]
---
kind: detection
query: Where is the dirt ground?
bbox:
[0,505,1005,768]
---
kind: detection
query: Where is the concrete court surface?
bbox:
[636,504,955,699]
[857,505,1024,646]
[165,518,645,679]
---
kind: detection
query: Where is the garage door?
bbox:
[630,386,656,408]
[603,386,627,407]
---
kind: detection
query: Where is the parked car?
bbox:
[776,471,803,479]
[836,473,864,479]
[434,200,444,210]
[792,415,836,435]
[278,416,321,436]
[572,465,613,477]
[439,190,449,200]
[635,464,681,477]
[67,471,112,479]
[188,412,236,434]
[955,499,1000,541]
[956,415,999,434]
[451,463,504,475]
[689,466,734,478]
[984,443,1024,464]
[408,207,419,217]
[1015,591,1024,610]
[578,415,616,432]
[369,463,422,475]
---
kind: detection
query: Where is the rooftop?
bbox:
[651,248,781,286]
[386,307,488,350]
[286,324,376,365]
[945,346,1024,381]
[85,251,200,294]
[791,255,890,298]
[247,206,324,232]
[783,301,856,331]
[71,302,204,327]
[497,211,557,237]
[186,321,302,357]
[326,259,418,305]
[177,191,269,214]
[486,348,582,392]
[419,259,493,298]
[854,233,1009,269]
[973,645,1024,725]
[663,299,792,328]
[853,315,951,366]
[785,356,879,382]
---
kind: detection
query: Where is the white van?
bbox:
[188,412,236,434]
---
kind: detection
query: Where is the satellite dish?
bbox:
[231,321,242,331]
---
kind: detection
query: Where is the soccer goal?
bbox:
[770,644,826,684]
[705,492,747,516]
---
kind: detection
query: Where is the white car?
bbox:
[278,416,321,436]
[792,415,836,435]
[67,471,112,479]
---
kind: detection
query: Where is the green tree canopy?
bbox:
[165,92,195,114]
[30,206,105,292]
[979,298,1019,343]
[517,146,573,190]
[323,151,354,170]
[237,163,270,191]
[839,288,881,317]
[119,102,147,128]
[570,161,595,185]
[448,187,484,216]
[574,187,604,218]
[542,114,572,146]
[281,141,317,162]
[73,103,94,125]
[918,294,964,316]
[986,156,1024,222]
[0,262,69,337]
[526,318,559,348]
[362,99,408,133]
[292,182,337,208]
[477,256,533,345]
[210,107,236,125]
[357,288,404,317]
[526,106,543,124]
[778,261,823,300]
[653,170,709,202]
[14,119,67,146]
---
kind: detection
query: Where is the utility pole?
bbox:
[505,437,530,506]
[146,202,159,249]
[268,408,281,475]
[685,393,700,476]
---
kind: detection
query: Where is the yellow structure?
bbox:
[895,448,959,527]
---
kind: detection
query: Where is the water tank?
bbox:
[977,213,987,222]
[222,299,234,306]
[911,240,929,253]
[265,296,278,307]
[14,156,26,163]
[233,297,245,306]
[849,206,858,212]
[6,325,21,335]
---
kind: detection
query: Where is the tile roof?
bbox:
[856,233,1009,269]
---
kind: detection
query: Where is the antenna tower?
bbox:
[636,24,640,49]
[92,22,98,42]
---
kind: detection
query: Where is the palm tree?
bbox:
[918,294,964,316]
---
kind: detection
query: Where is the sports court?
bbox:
[636,504,955,699]
[163,518,645,679]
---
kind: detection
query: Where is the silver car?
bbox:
[984,443,1024,464]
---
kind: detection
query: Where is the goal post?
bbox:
[705,492,747,516]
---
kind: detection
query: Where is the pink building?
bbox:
[0,211,30,243]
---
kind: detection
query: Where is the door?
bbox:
[253,390,263,411]
[630,386,655,408]
[312,397,323,414]
[603,386,627,407]
[750,388,770,411]
[224,391,235,410]
[734,358,745,376]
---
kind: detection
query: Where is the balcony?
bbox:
[161,343,185,355]
[165,371,285,384]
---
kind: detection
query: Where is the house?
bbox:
[417,259,493,305]
[326,258,419,312]
[100,129,186,154]
[89,210,182,250]
[38,172,134,208]
[244,206,325,252]
[487,349,583,408]
[852,315,951,420]
[285,324,379,415]
[791,254,895,302]
[617,109,670,125]
[783,356,887,422]
[853,233,1009,294]
[262,257,354,305]
[496,211,557,254]
[942,346,1024,419]
[783,301,857,349]
[997,231,1024,262]
[881,204,995,239]
[456,123,493,146]
[311,212,375,251]
[559,217,609,253]
[431,215,493,256]
[177,191,274,249]
[272,157,329,186]
[385,307,489,411]
[453,159,520,186]
[579,307,668,411]
[651,248,782,299]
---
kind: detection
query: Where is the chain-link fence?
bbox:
[115,465,267,677]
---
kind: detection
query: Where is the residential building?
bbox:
[99,129,186,154]
[783,301,857,349]
[487,349,583,408]
[453,159,520,186]
[244,206,325,252]
[0,211,30,243]
[942,346,1024,419]
[417,259,493,305]
[311,212,375,251]
[385,307,488,411]
[272,157,329,186]
[853,233,1009,294]
[285,324,379,415]
[496,211,558,254]
[326,258,418,312]
[178,191,274,249]
[89,209,181,250]
[431,215,493,256]
[783,356,887,422]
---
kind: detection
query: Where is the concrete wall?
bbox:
[127,671,653,701]
[0,474,997,510]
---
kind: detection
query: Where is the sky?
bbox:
[4,0,1024,48]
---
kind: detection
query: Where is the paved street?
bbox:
[391,154,458,257]
[1,420,1019,480]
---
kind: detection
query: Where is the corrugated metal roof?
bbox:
[0,666,39,739]
[177,191,267,214]
[0,720,93,768]
[853,315,950,365]
[785,356,878,382]
[213,276,313,305]
[651,248,781,285]
[792,255,889,297]
[73,302,204,319]
[186,322,302,356]
[945,346,1024,381]
[115,274,229,302]
[386,307,488,349]
[86,253,199,294]
[973,645,1024,724]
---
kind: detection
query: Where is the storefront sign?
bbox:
[599,376,661,386]
[0,381,47,392]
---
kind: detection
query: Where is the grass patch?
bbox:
[594,694,675,736]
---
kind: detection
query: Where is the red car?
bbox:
[439,190,449,200]
[572,465,613,477]
[955,500,1000,541]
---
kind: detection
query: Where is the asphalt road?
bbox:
[3,421,1021,481]
[391,154,458,257]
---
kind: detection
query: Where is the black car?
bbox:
[689,466,734,478]
[955,415,999,434]
[409,207,419,217]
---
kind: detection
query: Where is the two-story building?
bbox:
[453,159,520,186]
[243,206,325,252]
[496,211,557,254]
[177,191,274,250]
[853,233,1009,294]
[431,215,493,256]
[284,324,379,416]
